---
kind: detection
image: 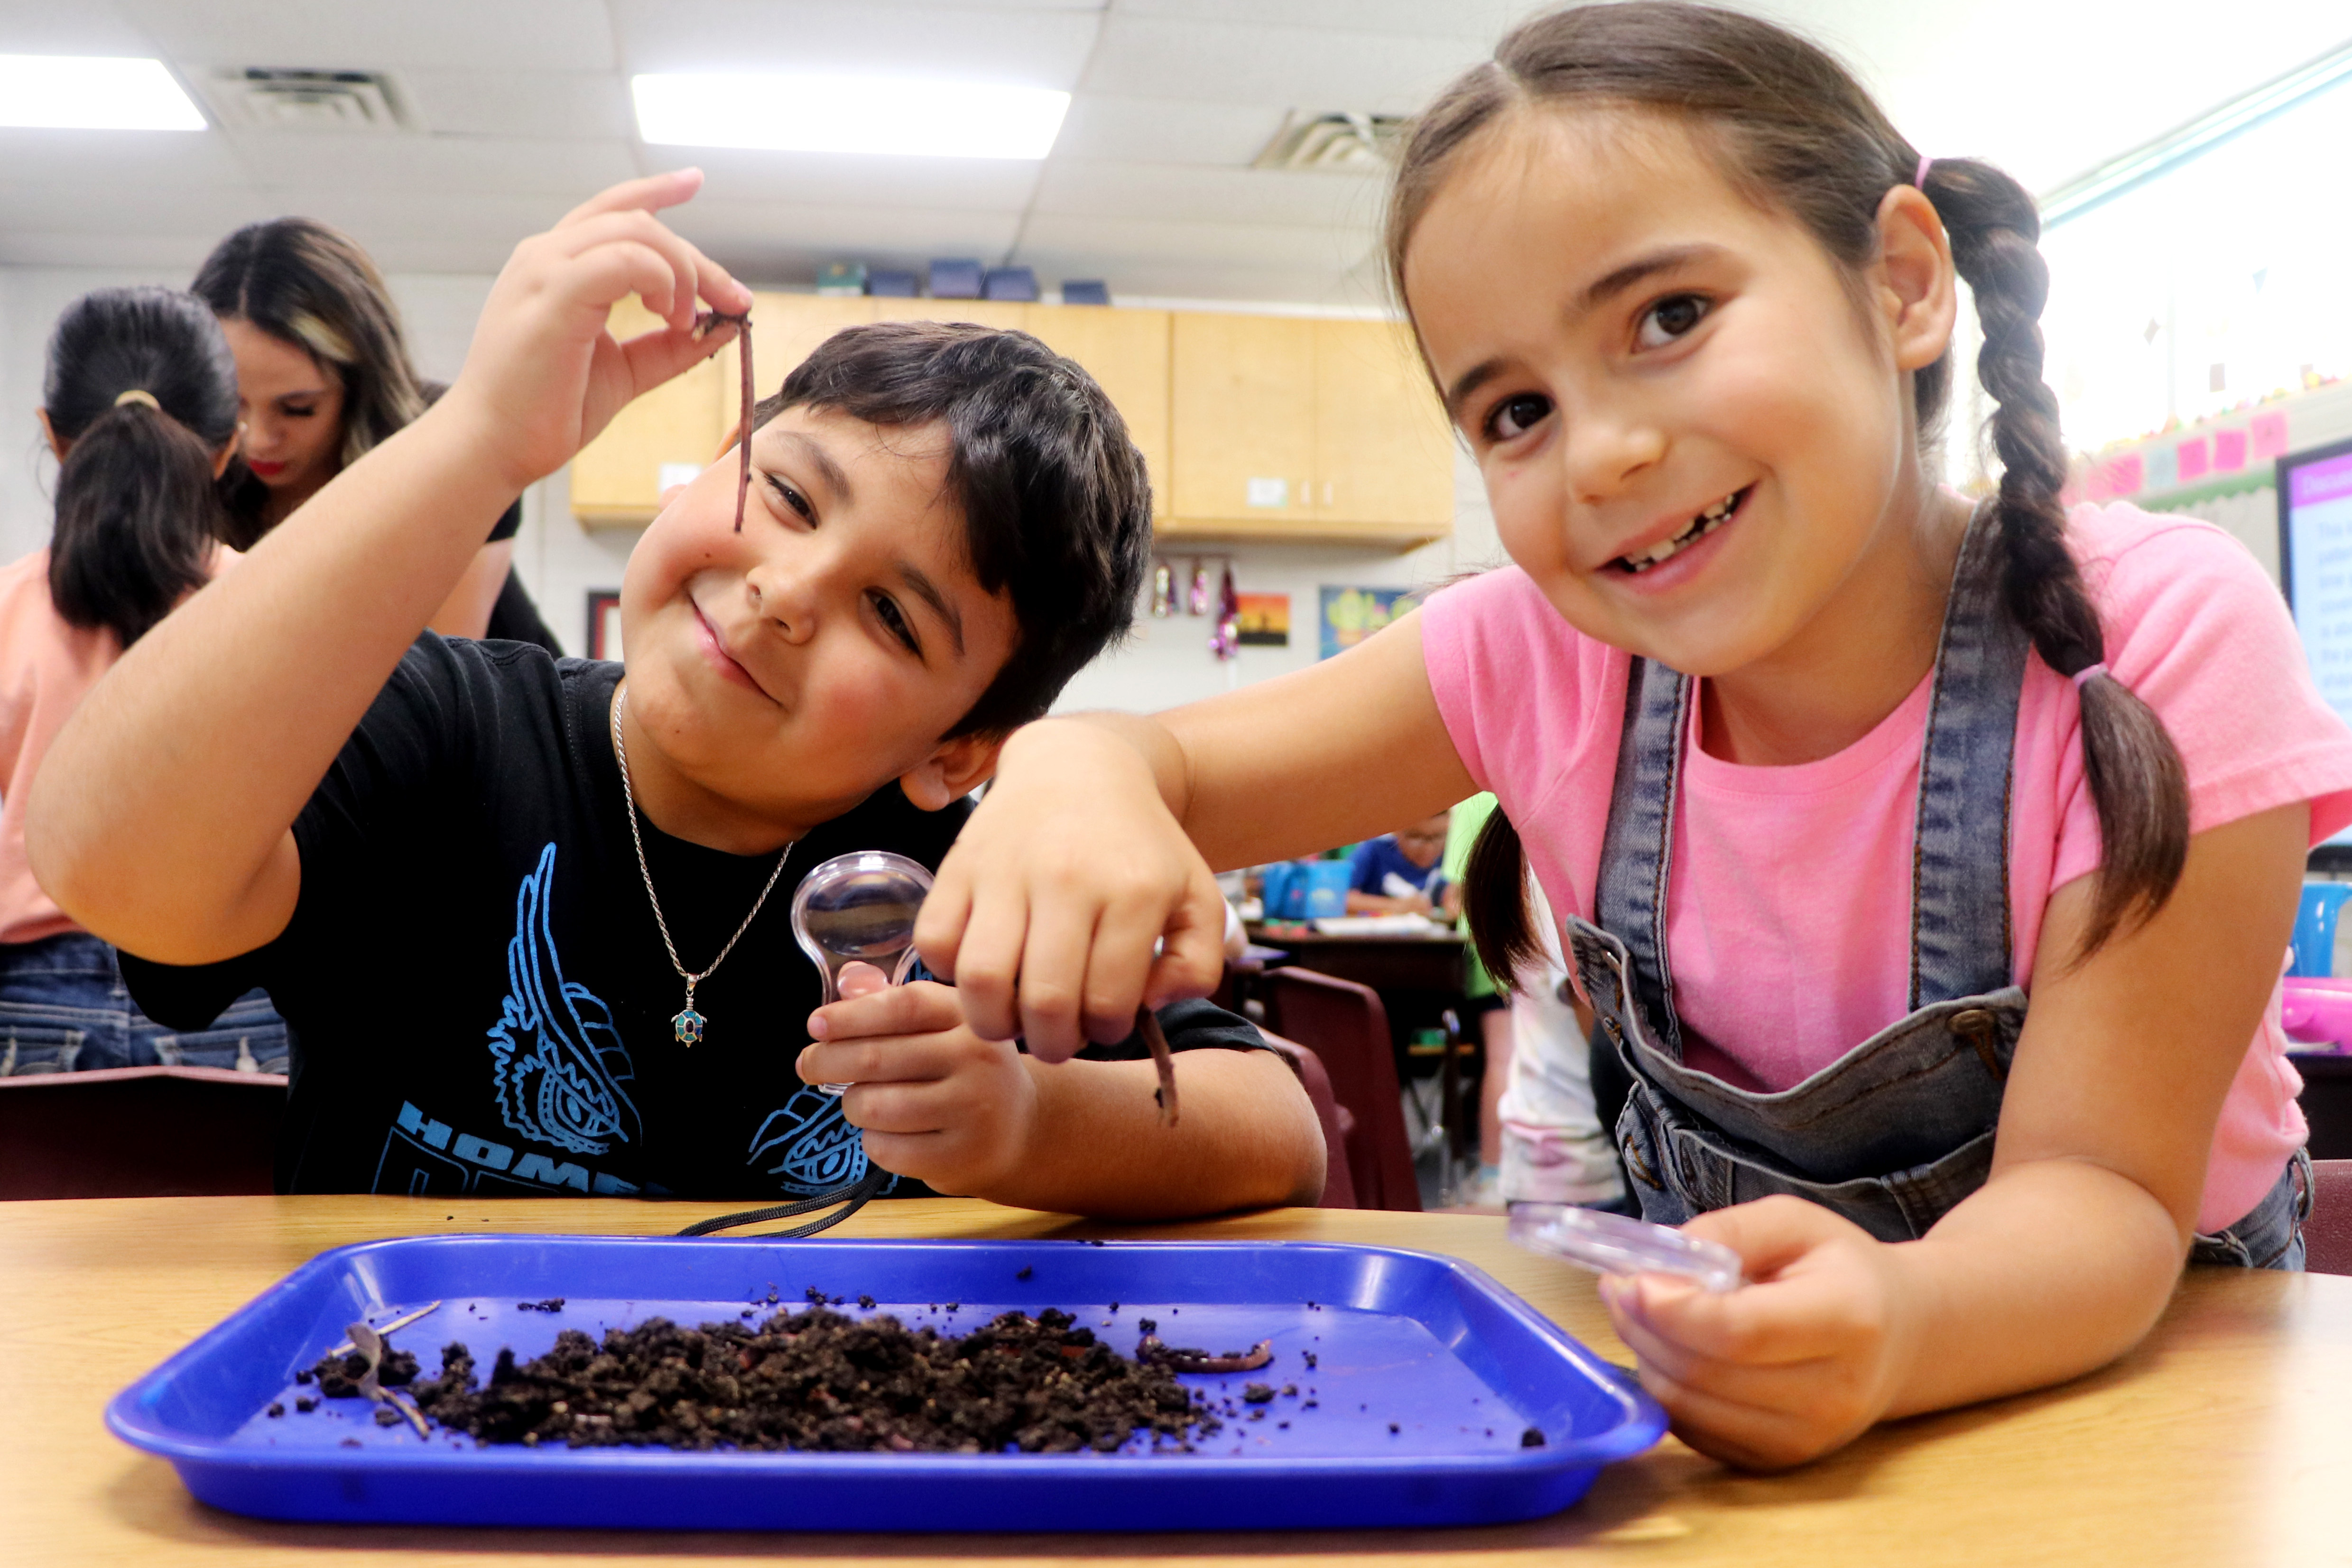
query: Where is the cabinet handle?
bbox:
[1323,481,1333,506]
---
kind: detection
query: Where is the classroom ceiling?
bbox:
[0,0,2347,305]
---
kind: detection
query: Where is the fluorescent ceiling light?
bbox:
[633,73,1068,160]
[0,55,205,131]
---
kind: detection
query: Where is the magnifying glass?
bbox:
[791,851,934,1095]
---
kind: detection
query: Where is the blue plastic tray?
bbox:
[107,1235,1664,1531]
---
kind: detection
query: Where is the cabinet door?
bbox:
[1313,318,1455,530]
[1170,312,1316,523]
[1021,304,1172,518]
[568,299,724,525]
[711,294,877,453]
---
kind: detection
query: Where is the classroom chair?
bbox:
[1257,967,1421,1211]
[0,1064,286,1199]
[1252,1031,1357,1209]
[2306,1159,2352,1275]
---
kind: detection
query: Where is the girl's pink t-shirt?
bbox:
[1421,503,2352,1233]
[0,545,229,946]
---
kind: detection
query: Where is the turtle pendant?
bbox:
[673,1007,706,1046]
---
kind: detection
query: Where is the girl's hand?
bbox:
[916,718,1230,1063]
[798,972,1039,1197]
[438,169,750,493]
[1597,1196,1924,1471]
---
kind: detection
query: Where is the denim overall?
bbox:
[1565,508,2307,1267]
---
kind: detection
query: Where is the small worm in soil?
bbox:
[693,310,754,531]
[1139,1336,1273,1373]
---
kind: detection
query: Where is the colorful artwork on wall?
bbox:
[1319,586,1407,660]
[1234,592,1290,647]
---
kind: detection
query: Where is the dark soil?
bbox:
[306,1305,1226,1455]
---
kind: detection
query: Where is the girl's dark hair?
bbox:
[41,287,238,647]
[192,216,426,547]
[1394,2,2189,987]
[753,319,1153,738]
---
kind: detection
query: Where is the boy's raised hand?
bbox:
[799,967,1039,1197]
[915,719,1231,1064]
[439,169,751,494]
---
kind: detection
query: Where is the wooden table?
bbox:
[7,1196,2350,1565]
[1245,924,1469,994]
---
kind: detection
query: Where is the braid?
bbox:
[1462,807,1538,994]
[1924,158,2190,957]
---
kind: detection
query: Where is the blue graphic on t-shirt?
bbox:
[748,1086,897,1195]
[487,843,641,1155]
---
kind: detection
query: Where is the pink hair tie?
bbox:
[2071,662,2108,689]
[1915,154,1934,188]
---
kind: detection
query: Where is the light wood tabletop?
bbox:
[5,1194,2348,1566]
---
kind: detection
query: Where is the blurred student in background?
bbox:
[192,216,561,651]
[1346,810,1458,917]
[0,287,286,1075]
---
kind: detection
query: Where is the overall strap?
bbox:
[1908,501,2028,1007]
[1594,654,1694,1057]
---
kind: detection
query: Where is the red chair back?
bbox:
[1259,968,1419,1211]
[2308,1159,2352,1274]
[1254,1031,1357,1208]
[0,1066,285,1199]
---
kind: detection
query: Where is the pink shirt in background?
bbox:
[1422,503,2352,1233]
[0,547,226,946]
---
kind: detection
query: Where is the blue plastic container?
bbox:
[1302,861,1351,919]
[2294,882,2352,976]
[107,1235,1662,1532]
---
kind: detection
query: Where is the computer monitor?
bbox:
[2277,434,2352,862]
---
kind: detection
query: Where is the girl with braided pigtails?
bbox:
[917,2,2352,1468]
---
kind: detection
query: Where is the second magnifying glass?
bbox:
[791,851,935,1096]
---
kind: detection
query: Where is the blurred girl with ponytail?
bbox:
[921,3,2352,1466]
[0,287,285,1074]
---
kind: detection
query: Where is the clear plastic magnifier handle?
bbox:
[1506,1202,1744,1293]
[791,851,934,1095]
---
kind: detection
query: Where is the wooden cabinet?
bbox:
[1313,319,1456,533]
[564,299,724,525]
[1167,313,1453,546]
[569,295,1450,547]
[1019,305,1172,520]
[711,293,875,451]
[1168,312,1317,529]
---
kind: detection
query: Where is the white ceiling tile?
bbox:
[1108,0,1526,44]
[0,181,277,238]
[120,0,617,72]
[218,131,640,198]
[1720,0,2352,195]
[1052,94,1286,166]
[678,148,1041,213]
[1015,210,1367,272]
[0,0,157,54]
[1083,15,1488,112]
[610,0,1101,90]
[399,69,635,139]
[1033,159,1380,230]
[0,127,253,185]
[666,197,1026,284]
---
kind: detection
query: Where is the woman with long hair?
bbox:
[0,287,285,1073]
[194,216,561,649]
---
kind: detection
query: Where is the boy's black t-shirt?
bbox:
[122,637,1261,1198]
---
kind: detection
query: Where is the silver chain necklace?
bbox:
[610,686,791,1046]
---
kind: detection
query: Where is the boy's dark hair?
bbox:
[192,216,427,548]
[42,287,238,647]
[1390,1,2188,986]
[754,320,1153,738]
